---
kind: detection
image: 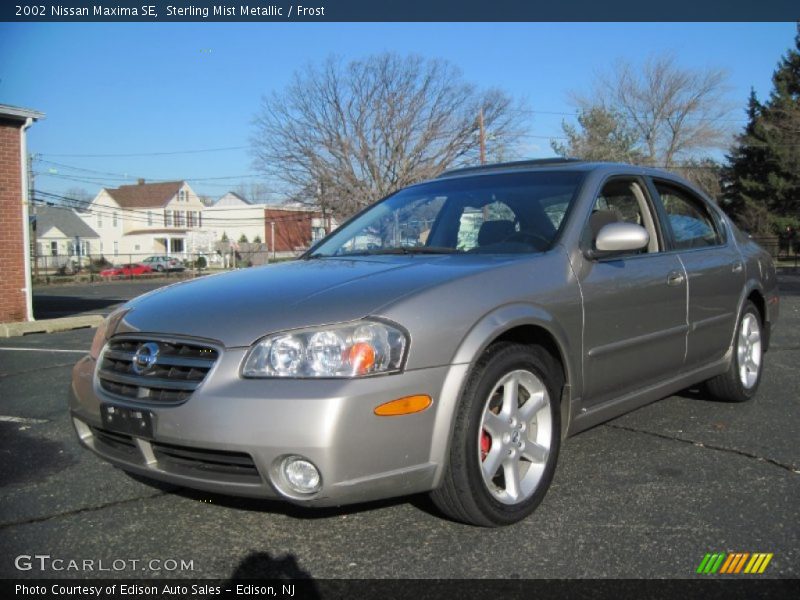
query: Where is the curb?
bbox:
[0,315,105,338]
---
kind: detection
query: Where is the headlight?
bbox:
[242,320,408,378]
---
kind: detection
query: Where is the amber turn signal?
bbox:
[374,395,432,416]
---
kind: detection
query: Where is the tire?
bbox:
[704,301,763,402]
[431,342,563,526]
[155,264,165,272]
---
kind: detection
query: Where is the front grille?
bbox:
[87,425,261,483]
[89,425,141,461]
[151,441,260,480]
[98,337,219,403]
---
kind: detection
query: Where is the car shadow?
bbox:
[124,472,444,521]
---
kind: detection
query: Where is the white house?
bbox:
[80,180,212,262]
[34,204,100,270]
[202,192,268,244]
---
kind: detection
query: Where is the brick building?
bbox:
[263,207,328,253]
[0,104,43,324]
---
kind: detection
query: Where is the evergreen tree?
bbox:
[724,26,800,234]
[552,107,642,163]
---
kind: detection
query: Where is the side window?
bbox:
[585,178,660,254]
[655,182,722,250]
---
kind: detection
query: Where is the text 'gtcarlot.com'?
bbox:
[14,554,194,572]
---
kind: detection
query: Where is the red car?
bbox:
[99,263,153,278]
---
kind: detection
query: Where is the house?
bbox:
[80,180,212,262]
[33,204,100,270]
[202,192,267,244]
[203,193,332,256]
[0,103,43,324]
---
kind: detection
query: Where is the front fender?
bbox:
[428,303,579,488]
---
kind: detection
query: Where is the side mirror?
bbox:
[588,222,649,258]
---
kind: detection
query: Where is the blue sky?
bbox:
[0,22,795,201]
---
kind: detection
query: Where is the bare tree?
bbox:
[251,53,527,218]
[63,187,93,211]
[233,182,276,205]
[678,158,724,202]
[574,55,733,167]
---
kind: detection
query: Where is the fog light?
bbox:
[282,456,321,494]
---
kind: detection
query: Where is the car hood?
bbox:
[116,256,518,347]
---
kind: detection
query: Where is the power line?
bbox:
[33,190,323,227]
[37,171,263,186]
[39,145,248,158]
[520,107,749,124]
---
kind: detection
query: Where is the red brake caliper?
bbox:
[480,429,491,461]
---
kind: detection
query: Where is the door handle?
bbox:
[667,271,685,286]
[732,261,744,273]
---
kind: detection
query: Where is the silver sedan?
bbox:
[70,160,779,526]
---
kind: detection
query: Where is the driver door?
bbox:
[576,177,688,407]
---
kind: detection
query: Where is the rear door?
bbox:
[577,177,688,407]
[649,179,744,366]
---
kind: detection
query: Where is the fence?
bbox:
[31,248,305,285]
[751,235,799,267]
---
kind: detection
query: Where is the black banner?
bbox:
[2,0,799,22]
[4,579,800,600]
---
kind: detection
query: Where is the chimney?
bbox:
[137,178,145,185]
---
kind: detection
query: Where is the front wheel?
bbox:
[704,301,763,402]
[431,342,562,526]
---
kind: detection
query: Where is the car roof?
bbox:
[433,158,705,199]
[436,158,686,182]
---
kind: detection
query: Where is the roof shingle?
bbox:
[35,205,99,239]
[106,181,183,208]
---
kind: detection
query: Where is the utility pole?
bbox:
[479,108,486,165]
[28,153,39,279]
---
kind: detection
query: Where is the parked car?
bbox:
[70,160,779,526]
[141,255,185,272]
[99,263,153,278]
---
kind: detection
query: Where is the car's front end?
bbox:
[69,328,453,505]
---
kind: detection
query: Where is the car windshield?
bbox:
[309,170,585,258]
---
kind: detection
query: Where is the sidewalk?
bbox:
[0,314,104,338]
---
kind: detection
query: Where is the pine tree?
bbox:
[724,25,800,234]
[552,106,642,163]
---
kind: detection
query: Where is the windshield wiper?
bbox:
[358,246,459,256]
[302,252,326,260]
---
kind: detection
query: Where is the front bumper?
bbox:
[70,350,456,506]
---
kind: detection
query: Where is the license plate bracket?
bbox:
[100,404,154,438]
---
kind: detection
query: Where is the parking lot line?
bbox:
[0,347,86,354]
[0,415,48,424]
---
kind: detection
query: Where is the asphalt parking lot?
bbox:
[0,274,797,579]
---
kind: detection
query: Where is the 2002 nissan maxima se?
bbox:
[70,160,779,526]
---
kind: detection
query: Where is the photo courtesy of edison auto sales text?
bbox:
[15,584,296,597]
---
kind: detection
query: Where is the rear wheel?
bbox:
[431,342,562,526]
[704,301,763,402]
